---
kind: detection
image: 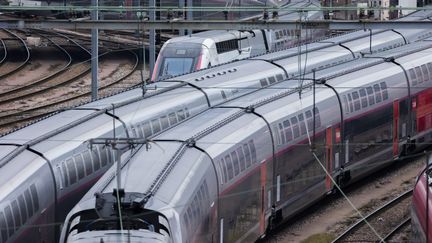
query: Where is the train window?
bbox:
[421,64,429,82]
[415,66,423,84]
[236,147,246,172]
[218,160,225,184]
[99,146,108,167]
[61,162,69,187]
[18,195,27,224]
[409,69,417,85]
[243,144,252,168]
[11,201,21,229]
[276,74,284,81]
[359,89,367,108]
[160,115,169,130]
[298,114,306,135]
[221,158,228,184]
[183,214,189,232]
[151,119,161,134]
[380,82,388,100]
[135,123,144,138]
[291,117,300,138]
[216,39,238,53]
[4,206,13,236]
[305,110,313,131]
[143,121,152,138]
[187,208,193,226]
[373,84,382,103]
[30,184,39,212]
[283,120,293,141]
[231,151,240,176]
[91,148,101,171]
[427,63,432,77]
[260,78,268,87]
[342,95,349,114]
[168,112,178,126]
[275,32,280,39]
[0,212,7,242]
[249,140,257,164]
[177,110,186,121]
[66,158,77,185]
[366,86,375,105]
[347,93,354,112]
[314,108,321,128]
[74,154,85,180]
[130,125,138,137]
[185,107,190,117]
[352,92,360,111]
[82,151,93,176]
[278,123,286,144]
[225,155,234,180]
[268,76,276,84]
[24,190,33,218]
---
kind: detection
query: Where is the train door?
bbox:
[393,100,400,158]
[325,127,333,191]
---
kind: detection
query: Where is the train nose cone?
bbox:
[65,230,170,243]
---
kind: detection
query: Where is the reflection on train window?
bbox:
[225,155,234,180]
[24,190,33,218]
[11,200,20,229]
[61,162,69,186]
[177,109,186,121]
[185,107,190,117]
[231,151,240,176]
[83,151,93,176]
[221,158,228,184]
[237,147,246,171]
[305,110,313,131]
[421,64,429,82]
[268,76,276,84]
[409,69,417,85]
[347,93,354,113]
[66,158,77,185]
[380,82,388,100]
[91,148,101,171]
[291,117,300,138]
[169,112,177,126]
[0,212,7,242]
[415,67,423,84]
[373,84,382,103]
[74,154,85,180]
[30,184,39,211]
[161,57,194,77]
[359,89,367,108]
[298,114,306,135]
[366,86,375,105]
[278,123,285,144]
[151,119,161,134]
[161,115,169,130]
[143,122,152,138]
[352,91,360,111]
[18,195,27,224]
[249,140,257,164]
[4,206,13,236]
[243,144,252,168]
[283,120,293,141]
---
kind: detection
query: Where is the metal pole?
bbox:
[91,0,98,101]
[149,0,155,79]
[187,0,193,35]
[179,0,185,36]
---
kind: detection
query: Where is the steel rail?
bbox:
[0,29,30,80]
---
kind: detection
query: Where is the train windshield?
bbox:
[152,42,202,81]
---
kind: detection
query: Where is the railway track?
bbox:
[0,29,74,102]
[0,28,30,79]
[332,189,413,242]
[0,48,139,134]
[0,39,6,65]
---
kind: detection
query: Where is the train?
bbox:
[59,36,432,242]
[411,154,432,242]
[1,9,432,243]
[151,0,324,81]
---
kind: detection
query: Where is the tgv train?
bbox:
[60,39,432,242]
[1,9,432,242]
[411,155,432,242]
[151,0,324,81]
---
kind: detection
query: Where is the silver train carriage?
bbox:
[1,9,432,243]
[60,39,432,242]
